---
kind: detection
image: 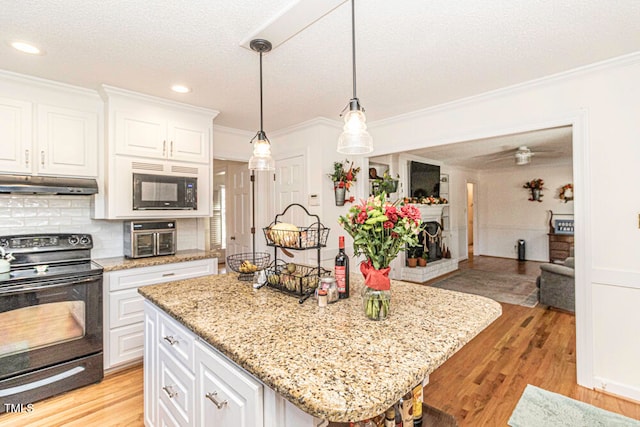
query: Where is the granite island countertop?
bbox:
[94,249,221,272]
[139,273,501,422]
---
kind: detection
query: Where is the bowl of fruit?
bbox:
[226,252,271,281]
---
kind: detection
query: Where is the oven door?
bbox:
[156,231,176,256]
[0,274,103,381]
[132,231,156,258]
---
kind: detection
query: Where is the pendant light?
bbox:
[248,39,275,171]
[337,0,373,155]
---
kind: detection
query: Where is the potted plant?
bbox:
[377,171,399,195]
[418,251,428,267]
[328,159,360,206]
[523,178,545,202]
[406,248,419,268]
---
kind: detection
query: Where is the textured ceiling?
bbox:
[1,0,639,136]
[406,126,573,171]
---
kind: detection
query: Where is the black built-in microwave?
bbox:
[132,173,197,210]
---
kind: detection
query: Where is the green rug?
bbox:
[509,384,640,426]
[430,269,538,307]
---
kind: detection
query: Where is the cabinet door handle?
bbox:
[40,150,45,167]
[162,385,178,399]
[25,149,29,166]
[162,272,175,277]
[170,140,174,157]
[163,140,167,156]
[163,335,178,346]
[205,392,228,409]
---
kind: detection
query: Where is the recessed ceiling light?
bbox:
[171,85,191,94]
[10,41,44,55]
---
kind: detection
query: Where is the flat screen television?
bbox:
[410,161,440,198]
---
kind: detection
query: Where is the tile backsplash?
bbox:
[0,194,205,258]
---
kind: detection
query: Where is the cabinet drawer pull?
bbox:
[162,272,175,277]
[162,385,178,399]
[163,335,178,345]
[205,391,228,409]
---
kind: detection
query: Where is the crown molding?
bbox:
[0,68,99,98]
[270,116,341,137]
[212,124,255,138]
[100,84,219,116]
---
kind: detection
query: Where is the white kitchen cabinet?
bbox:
[158,345,196,426]
[0,97,32,174]
[94,85,218,219]
[104,85,216,164]
[36,104,98,177]
[195,340,263,427]
[100,156,211,219]
[144,302,158,427]
[0,94,98,178]
[104,258,217,371]
[144,301,325,427]
[114,110,210,164]
[114,109,209,164]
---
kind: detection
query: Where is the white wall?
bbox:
[477,164,573,261]
[366,53,640,399]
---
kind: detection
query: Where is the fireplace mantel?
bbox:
[412,204,449,223]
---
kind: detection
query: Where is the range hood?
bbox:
[0,174,98,195]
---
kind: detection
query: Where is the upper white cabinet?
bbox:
[115,110,209,163]
[94,85,219,219]
[0,72,100,178]
[104,85,216,164]
[36,104,98,177]
[0,97,32,174]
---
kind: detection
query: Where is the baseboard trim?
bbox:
[593,376,640,403]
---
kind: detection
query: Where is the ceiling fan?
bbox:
[483,146,561,166]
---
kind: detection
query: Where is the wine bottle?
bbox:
[335,235,349,299]
[384,407,396,427]
[412,383,423,427]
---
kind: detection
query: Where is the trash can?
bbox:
[517,239,526,261]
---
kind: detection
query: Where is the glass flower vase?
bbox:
[362,286,391,321]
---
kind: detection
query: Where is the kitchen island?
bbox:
[139,272,501,424]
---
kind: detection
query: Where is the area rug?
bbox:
[430,269,538,307]
[509,384,640,426]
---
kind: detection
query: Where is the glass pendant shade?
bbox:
[337,109,373,154]
[337,0,373,155]
[248,134,275,170]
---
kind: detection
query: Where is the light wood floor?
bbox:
[2,256,639,426]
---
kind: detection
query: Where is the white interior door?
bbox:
[274,155,306,263]
[275,155,305,213]
[226,163,252,256]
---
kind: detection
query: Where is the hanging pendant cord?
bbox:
[259,51,264,133]
[351,0,357,99]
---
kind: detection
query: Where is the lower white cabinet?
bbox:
[159,345,196,426]
[104,258,217,370]
[144,301,325,427]
[195,340,263,427]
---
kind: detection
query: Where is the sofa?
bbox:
[537,256,575,312]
